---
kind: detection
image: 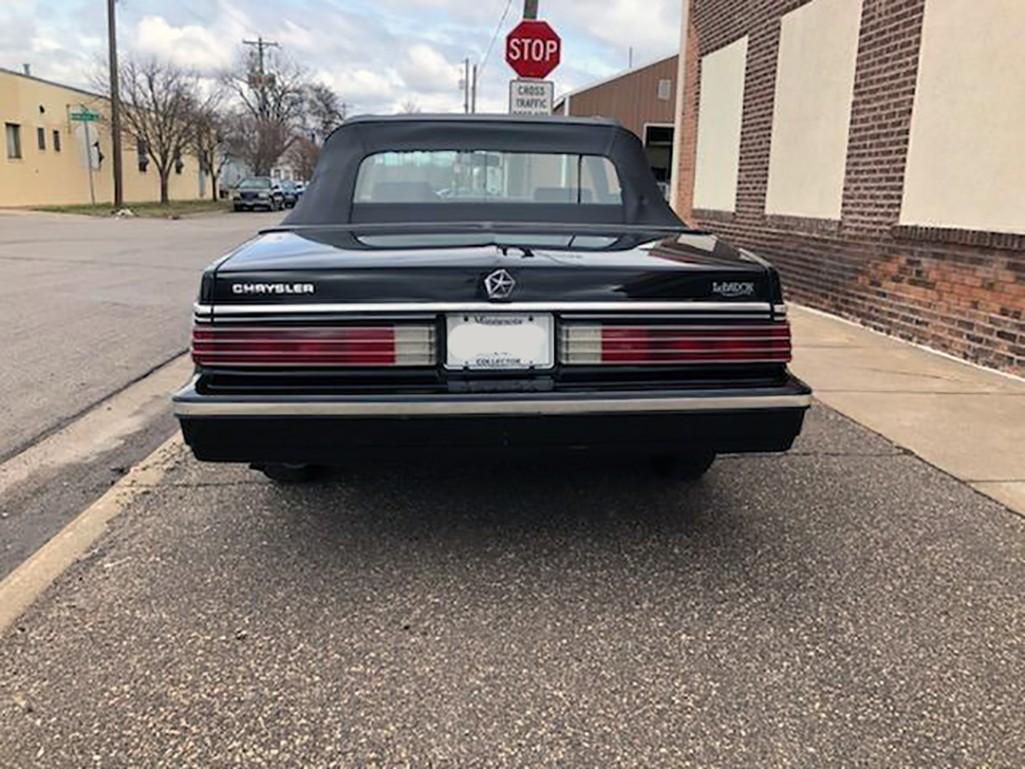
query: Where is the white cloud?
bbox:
[134,15,235,70]
[398,44,461,94]
[320,67,400,107]
[556,0,681,54]
[1,0,681,115]
[276,19,319,51]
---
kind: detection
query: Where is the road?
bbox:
[0,210,280,461]
[0,210,280,576]
[1,406,1023,768]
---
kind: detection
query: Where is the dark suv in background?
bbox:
[232,177,285,212]
[279,180,300,208]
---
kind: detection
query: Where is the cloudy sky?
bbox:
[0,0,681,114]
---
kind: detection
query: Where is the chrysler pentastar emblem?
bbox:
[484,269,516,300]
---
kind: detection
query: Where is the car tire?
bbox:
[650,451,716,481]
[253,463,322,484]
[233,205,242,212]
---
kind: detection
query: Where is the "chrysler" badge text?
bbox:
[231,283,316,295]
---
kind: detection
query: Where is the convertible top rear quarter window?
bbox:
[354,151,623,206]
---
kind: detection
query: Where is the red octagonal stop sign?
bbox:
[506,20,561,80]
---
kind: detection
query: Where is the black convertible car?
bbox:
[174,115,811,482]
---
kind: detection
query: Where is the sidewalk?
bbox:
[789,305,1025,516]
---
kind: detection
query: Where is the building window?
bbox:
[53,130,61,152]
[657,79,673,101]
[900,0,1025,234]
[764,0,861,221]
[137,140,148,172]
[37,127,46,151]
[692,37,748,212]
[5,123,22,159]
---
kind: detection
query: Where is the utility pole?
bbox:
[107,0,123,208]
[463,58,470,114]
[524,0,539,19]
[242,36,280,115]
[82,105,96,206]
[471,64,478,114]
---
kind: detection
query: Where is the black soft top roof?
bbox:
[282,114,684,229]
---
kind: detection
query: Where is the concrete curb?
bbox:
[0,435,183,636]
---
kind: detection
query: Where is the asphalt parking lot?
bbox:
[0,209,280,462]
[0,210,280,577]
[2,406,1023,768]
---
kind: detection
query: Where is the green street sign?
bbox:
[70,109,101,123]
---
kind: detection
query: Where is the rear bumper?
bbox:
[173,377,812,464]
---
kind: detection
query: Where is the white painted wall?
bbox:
[765,0,862,220]
[692,36,748,212]
[900,0,1025,234]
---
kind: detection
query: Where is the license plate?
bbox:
[445,313,554,371]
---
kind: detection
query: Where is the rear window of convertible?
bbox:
[353,150,623,205]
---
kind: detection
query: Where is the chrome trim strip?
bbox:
[193,301,772,316]
[173,392,811,417]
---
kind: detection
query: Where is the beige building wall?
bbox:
[900,0,1025,234]
[764,0,862,220]
[0,68,206,208]
[692,36,748,212]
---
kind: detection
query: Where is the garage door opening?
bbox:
[644,124,674,198]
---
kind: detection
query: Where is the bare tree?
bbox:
[304,83,346,143]
[189,100,228,200]
[222,48,308,175]
[399,99,422,114]
[283,84,345,182]
[115,58,201,204]
[285,135,320,182]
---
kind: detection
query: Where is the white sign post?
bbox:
[509,79,555,116]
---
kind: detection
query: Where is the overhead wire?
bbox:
[478,0,515,83]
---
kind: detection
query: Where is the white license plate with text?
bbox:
[445,313,554,371]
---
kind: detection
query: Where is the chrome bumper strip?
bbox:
[192,301,772,317]
[173,390,811,418]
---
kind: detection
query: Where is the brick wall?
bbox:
[674,0,1025,375]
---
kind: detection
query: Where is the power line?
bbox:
[478,0,514,83]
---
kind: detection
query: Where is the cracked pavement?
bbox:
[1,405,1023,768]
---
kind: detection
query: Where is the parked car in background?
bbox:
[295,181,306,197]
[279,180,300,208]
[176,115,811,483]
[232,177,285,212]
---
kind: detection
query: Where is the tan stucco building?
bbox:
[1,67,206,207]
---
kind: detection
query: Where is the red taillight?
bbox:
[191,325,435,367]
[561,323,792,365]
